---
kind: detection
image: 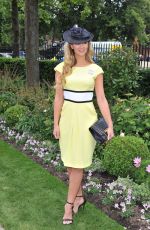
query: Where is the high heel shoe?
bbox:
[63,201,74,225]
[73,195,87,214]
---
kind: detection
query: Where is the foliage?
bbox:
[100,0,150,42]
[16,85,50,111]
[4,104,29,127]
[133,159,150,184]
[0,58,26,77]
[0,58,59,84]
[1,0,150,47]
[0,92,17,113]
[39,59,59,83]
[112,96,150,149]
[116,177,150,202]
[15,85,55,141]
[15,110,53,141]
[102,136,150,183]
[0,67,25,93]
[137,68,150,96]
[85,157,106,173]
[99,47,140,102]
[0,0,12,46]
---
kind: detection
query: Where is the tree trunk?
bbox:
[25,0,39,87]
[11,0,19,57]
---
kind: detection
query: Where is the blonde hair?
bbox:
[61,42,94,86]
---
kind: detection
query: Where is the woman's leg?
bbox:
[67,167,84,211]
[63,168,84,223]
[67,167,83,196]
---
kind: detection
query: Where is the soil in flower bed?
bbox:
[0,135,149,230]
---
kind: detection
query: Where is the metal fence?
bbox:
[133,44,150,68]
[0,43,150,68]
[39,42,150,68]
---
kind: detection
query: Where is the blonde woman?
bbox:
[53,25,114,225]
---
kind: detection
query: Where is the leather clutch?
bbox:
[89,117,108,144]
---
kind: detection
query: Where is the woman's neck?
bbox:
[74,55,90,66]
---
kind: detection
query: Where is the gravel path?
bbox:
[0,225,4,230]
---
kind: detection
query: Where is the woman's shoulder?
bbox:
[54,61,64,73]
[91,63,104,75]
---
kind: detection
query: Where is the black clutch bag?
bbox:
[89,117,108,144]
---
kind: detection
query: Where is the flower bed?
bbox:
[0,118,149,230]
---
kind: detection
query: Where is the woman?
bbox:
[53,25,114,225]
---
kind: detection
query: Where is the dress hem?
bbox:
[63,162,92,169]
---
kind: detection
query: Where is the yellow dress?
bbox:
[54,62,104,168]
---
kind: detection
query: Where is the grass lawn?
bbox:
[0,140,124,230]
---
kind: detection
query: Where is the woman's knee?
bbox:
[71,168,83,174]
[67,167,72,175]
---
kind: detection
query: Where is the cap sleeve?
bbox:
[94,66,104,79]
[54,62,64,74]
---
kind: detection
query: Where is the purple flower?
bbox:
[146,165,150,173]
[133,157,141,168]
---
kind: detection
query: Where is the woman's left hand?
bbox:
[107,127,114,140]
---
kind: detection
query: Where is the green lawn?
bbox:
[0,140,124,230]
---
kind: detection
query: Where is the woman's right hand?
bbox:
[53,124,60,139]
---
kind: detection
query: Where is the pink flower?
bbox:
[133,157,141,168]
[146,165,150,173]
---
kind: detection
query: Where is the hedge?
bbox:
[0,57,149,95]
[0,57,60,84]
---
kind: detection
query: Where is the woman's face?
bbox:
[71,42,89,57]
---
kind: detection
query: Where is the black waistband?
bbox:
[64,99,93,103]
[63,89,94,93]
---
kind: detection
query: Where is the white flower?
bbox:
[120,202,125,207]
[140,209,145,214]
[126,200,131,205]
[120,131,125,137]
[114,203,119,209]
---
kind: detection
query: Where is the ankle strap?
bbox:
[66,201,73,205]
[76,195,83,197]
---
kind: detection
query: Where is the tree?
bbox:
[25,0,39,87]
[11,0,19,57]
[100,0,150,42]
[0,0,11,47]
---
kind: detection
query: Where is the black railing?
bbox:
[133,44,150,68]
[0,43,150,68]
[38,42,150,68]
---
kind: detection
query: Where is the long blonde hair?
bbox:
[62,42,94,86]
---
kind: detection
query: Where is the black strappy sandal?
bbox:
[73,195,87,214]
[63,201,74,225]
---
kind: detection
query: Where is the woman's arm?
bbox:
[53,71,64,139]
[95,74,114,140]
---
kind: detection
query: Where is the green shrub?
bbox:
[16,85,50,111]
[15,87,55,141]
[0,58,25,77]
[39,60,59,83]
[16,109,54,141]
[133,159,150,184]
[102,136,150,184]
[4,104,29,126]
[0,92,17,113]
[0,67,25,93]
[112,96,150,149]
[0,57,59,83]
[99,47,140,102]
